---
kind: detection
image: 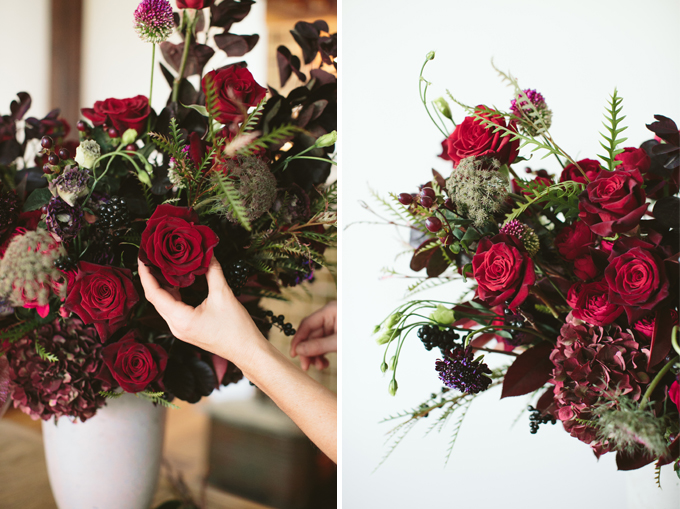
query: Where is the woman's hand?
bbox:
[290,301,337,371]
[138,257,266,368]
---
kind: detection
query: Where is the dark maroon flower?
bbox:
[443,107,520,167]
[604,237,670,323]
[139,204,219,287]
[554,221,597,261]
[81,95,150,134]
[176,0,209,8]
[573,253,600,281]
[201,66,267,125]
[472,233,535,309]
[567,280,623,326]
[64,262,140,342]
[97,330,168,393]
[44,197,84,242]
[615,147,651,173]
[578,168,648,237]
[559,158,601,185]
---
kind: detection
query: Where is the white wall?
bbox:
[341,0,680,508]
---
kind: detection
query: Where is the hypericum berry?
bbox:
[440,233,454,246]
[41,136,53,149]
[43,163,53,174]
[418,324,461,352]
[48,153,59,165]
[426,217,442,232]
[125,144,137,152]
[420,196,434,208]
[58,148,70,160]
[421,187,435,199]
[398,193,414,205]
[107,127,120,139]
[76,120,88,132]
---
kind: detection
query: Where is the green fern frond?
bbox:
[504,180,584,224]
[239,98,266,134]
[443,397,473,466]
[99,390,124,399]
[35,341,58,362]
[236,124,302,157]
[162,197,181,205]
[597,89,628,171]
[203,74,220,121]
[213,172,251,231]
[136,391,179,409]
[0,319,43,344]
[655,463,662,489]
[404,276,454,298]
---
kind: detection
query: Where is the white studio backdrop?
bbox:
[341,0,680,508]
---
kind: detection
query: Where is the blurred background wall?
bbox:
[342,0,680,508]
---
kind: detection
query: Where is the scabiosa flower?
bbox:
[134,0,174,44]
[511,89,553,135]
[435,347,492,394]
[48,165,90,207]
[499,219,540,256]
[44,197,84,242]
[213,156,277,223]
[0,229,66,318]
[6,317,108,421]
[445,156,509,227]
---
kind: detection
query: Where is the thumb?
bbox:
[205,256,230,295]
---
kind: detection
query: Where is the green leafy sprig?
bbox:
[598,89,628,171]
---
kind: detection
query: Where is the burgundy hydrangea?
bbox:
[435,347,492,394]
[6,317,108,421]
[549,317,651,456]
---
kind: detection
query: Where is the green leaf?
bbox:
[23,187,52,211]
[182,103,208,117]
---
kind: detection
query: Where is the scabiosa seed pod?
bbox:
[45,197,85,242]
[48,165,90,207]
[435,347,492,394]
[6,317,108,421]
[134,0,174,44]
[499,219,540,256]
[510,89,552,136]
[0,229,66,317]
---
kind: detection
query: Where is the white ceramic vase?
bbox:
[42,393,166,509]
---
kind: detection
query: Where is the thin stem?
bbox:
[419,59,448,139]
[535,261,568,304]
[529,286,561,319]
[147,44,156,132]
[472,347,519,357]
[639,355,679,408]
[172,14,194,104]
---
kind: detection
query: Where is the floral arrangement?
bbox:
[371,52,678,480]
[0,0,337,421]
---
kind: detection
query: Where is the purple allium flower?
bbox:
[134,0,174,44]
[510,89,552,135]
[499,220,540,256]
[49,165,90,207]
[435,347,492,394]
[511,89,546,116]
[45,197,84,242]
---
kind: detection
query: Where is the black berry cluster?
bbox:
[54,255,77,272]
[264,310,296,337]
[528,405,557,434]
[225,260,251,295]
[97,196,130,231]
[418,324,461,352]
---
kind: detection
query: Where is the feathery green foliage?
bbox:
[137,390,179,409]
[505,180,584,224]
[35,341,58,362]
[239,98,266,134]
[598,89,628,171]
[0,319,43,344]
[213,172,251,231]
[99,390,124,399]
[236,124,302,157]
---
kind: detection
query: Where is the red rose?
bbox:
[97,331,168,393]
[567,280,623,326]
[472,233,535,309]
[202,66,267,124]
[604,237,670,323]
[578,168,648,237]
[176,0,209,8]
[633,310,678,342]
[573,254,600,281]
[615,147,651,173]
[670,380,680,408]
[139,205,219,287]
[64,262,139,342]
[554,221,596,261]
[559,158,601,185]
[81,95,150,134]
[443,107,520,166]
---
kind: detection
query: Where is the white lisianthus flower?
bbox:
[74,140,101,169]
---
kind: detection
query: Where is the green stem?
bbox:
[172,14,194,104]
[419,58,448,139]
[672,326,680,356]
[639,355,679,408]
[147,44,156,132]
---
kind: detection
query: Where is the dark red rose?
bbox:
[472,233,535,309]
[615,147,651,173]
[604,237,670,323]
[438,139,453,161]
[633,310,678,342]
[567,280,623,326]
[578,168,648,237]
[139,205,219,287]
[573,253,600,281]
[97,330,168,393]
[176,0,209,8]
[201,66,267,124]
[81,95,150,134]
[64,262,139,342]
[559,158,601,185]
[554,221,596,261]
[443,107,520,166]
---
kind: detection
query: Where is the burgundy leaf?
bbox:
[214,32,259,57]
[313,20,329,33]
[646,115,679,146]
[657,435,680,467]
[426,246,448,278]
[296,100,328,129]
[410,238,437,272]
[648,308,675,369]
[501,342,555,399]
[616,448,656,471]
[291,21,320,64]
[210,0,254,31]
[309,69,336,86]
[160,41,215,77]
[10,92,31,121]
[432,169,446,189]
[276,45,306,87]
[536,387,555,414]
